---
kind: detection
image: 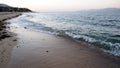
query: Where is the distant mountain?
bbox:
[0,4,11,7]
[93,8,120,12]
[77,8,120,13]
[0,3,32,12]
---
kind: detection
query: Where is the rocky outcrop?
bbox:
[0,4,32,12]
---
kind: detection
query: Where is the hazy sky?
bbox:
[0,0,120,11]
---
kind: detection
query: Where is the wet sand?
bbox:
[0,12,120,68]
[7,23,120,68]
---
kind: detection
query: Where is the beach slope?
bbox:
[0,12,120,68]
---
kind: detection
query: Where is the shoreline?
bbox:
[0,12,22,40]
[8,25,120,68]
[56,34,120,63]
[0,12,120,68]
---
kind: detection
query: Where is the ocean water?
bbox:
[7,11,120,56]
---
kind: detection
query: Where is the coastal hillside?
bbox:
[0,3,32,12]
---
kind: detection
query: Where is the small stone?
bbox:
[24,27,27,29]
[46,51,49,52]
[13,39,17,41]
[16,46,19,48]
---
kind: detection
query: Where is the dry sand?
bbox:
[0,12,22,21]
[0,12,120,68]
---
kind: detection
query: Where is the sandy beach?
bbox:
[0,12,22,68]
[0,12,120,68]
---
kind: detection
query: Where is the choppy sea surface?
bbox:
[7,11,120,56]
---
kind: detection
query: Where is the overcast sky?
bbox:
[0,0,120,11]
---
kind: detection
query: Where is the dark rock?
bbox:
[46,51,49,52]
[13,39,17,41]
[0,34,11,40]
[24,27,27,29]
[2,31,7,34]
